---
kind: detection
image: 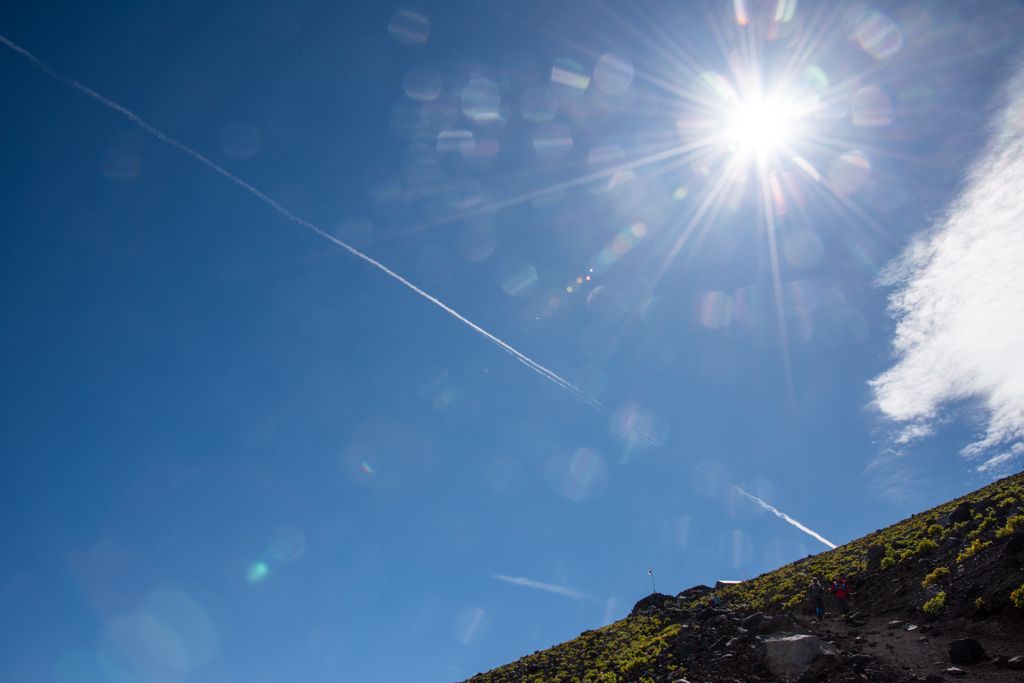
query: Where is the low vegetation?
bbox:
[921,567,949,588]
[922,591,946,615]
[957,539,992,563]
[1013,584,1024,610]
[997,515,1024,539]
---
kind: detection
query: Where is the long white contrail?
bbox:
[0,34,599,409]
[0,35,836,551]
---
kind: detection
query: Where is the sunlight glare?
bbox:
[726,97,792,154]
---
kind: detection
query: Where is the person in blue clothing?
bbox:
[810,577,826,618]
[831,575,851,617]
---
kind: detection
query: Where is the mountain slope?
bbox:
[463,472,1024,683]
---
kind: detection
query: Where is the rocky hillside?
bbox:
[462,472,1024,683]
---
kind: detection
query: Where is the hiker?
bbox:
[831,575,850,617]
[810,577,826,618]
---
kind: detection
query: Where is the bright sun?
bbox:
[726,98,792,154]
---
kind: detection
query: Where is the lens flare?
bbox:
[247,562,268,583]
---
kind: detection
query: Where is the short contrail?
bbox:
[492,575,591,599]
[0,34,835,551]
[618,428,837,549]
[726,483,837,548]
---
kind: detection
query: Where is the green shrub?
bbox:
[999,497,1016,508]
[957,539,992,563]
[1012,584,1024,610]
[968,516,996,538]
[927,524,943,537]
[974,597,986,610]
[922,567,949,588]
[622,657,647,673]
[917,539,938,556]
[881,556,896,570]
[784,593,804,610]
[997,515,1024,540]
[923,592,946,615]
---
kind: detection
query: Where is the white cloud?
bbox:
[491,575,591,599]
[871,66,1024,474]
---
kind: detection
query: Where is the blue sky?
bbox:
[2,1,1024,681]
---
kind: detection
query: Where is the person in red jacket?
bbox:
[831,575,850,617]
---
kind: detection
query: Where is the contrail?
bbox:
[614,427,837,549]
[0,35,836,551]
[726,483,837,548]
[0,34,598,410]
[492,575,591,599]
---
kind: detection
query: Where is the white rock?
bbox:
[760,634,842,679]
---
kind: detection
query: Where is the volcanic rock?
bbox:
[794,667,819,683]
[741,611,766,628]
[759,634,841,679]
[630,593,675,615]
[948,502,972,524]
[948,638,986,664]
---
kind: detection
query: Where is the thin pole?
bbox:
[649,570,656,594]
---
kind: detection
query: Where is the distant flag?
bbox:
[648,570,656,594]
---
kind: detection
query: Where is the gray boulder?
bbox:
[948,638,986,664]
[948,503,972,524]
[760,634,841,679]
